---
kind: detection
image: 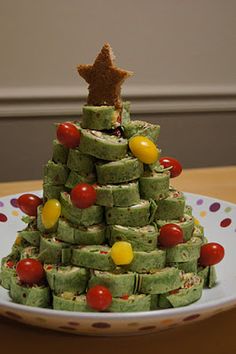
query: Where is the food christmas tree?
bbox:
[0,44,224,312]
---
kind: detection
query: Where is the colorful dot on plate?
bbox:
[183,314,200,322]
[138,325,156,331]
[91,322,111,329]
[220,218,232,228]
[194,218,200,225]
[209,202,221,212]
[161,319,174,325]
[5,311,22,320]
[35,317,47,323]
[127,322,139,327]
[0,201,4,207]
[10,198,19,208]
[200,211,207,217]
[12,210,19,217]
[0,213,7,222]
[196,199,204,206]
[224,207,232,213]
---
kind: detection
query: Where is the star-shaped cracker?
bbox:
[77,43,133,109]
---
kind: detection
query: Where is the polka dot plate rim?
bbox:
[0,190,235,336]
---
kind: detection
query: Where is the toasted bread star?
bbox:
[77,43,133,109]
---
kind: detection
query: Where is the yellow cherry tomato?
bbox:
[42,199,61,229]
[129,136,159,164]
[111,241,134,265]
[14,235,22,246]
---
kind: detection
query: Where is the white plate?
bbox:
[0,191,235,336]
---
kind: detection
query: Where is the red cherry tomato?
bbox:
[16,258,45,285]
[86,285,112,311]
[159,157,182,178]
[6,260,15,268]
[159,223,184,248]
[70,183,96,209]
[57,122,81,148]
[199,242,225,266]
[18,194,42,216]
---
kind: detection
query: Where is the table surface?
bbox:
[0,166,236,354]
